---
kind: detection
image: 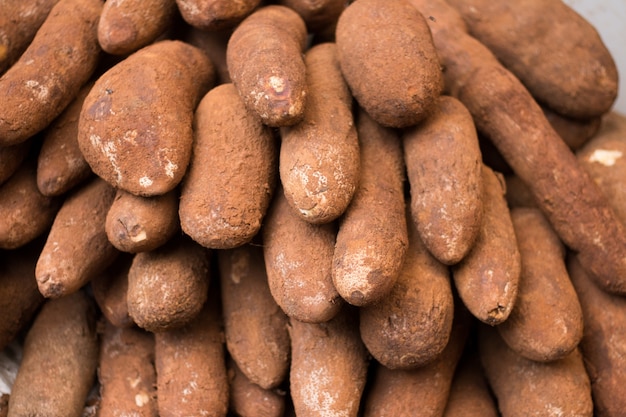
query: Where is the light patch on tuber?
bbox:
[176,0,200,16]
[588,149,623,166]
[268,76,286,94]
[139,176,153,187]
[91,134,123,183]
[335,248,372,296]
[229,250,250,284]
[135,392,150,407]
[25,79,49,101]
[544,403,565,417]
[164,159,177,178]
[299,366,352,417]
[274,252,303,278]
[129,229,147,242]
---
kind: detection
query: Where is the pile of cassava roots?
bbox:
[1,0,626,416]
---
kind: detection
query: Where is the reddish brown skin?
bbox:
[363,308,471,417]
[479,326,593,417]
[442,355,498,417]
[98,0,177,55]
[0,0,102,146]
[183,27,232,85]
[447,0,618,119]
[277,0,345,33]
[218,245,290,390]
[359,205,454,370]
[91,254,134,328]
[403,95,483,265]
[576,112,626,225]
[280,42,360,225]
[542,106,601,151]
[498,208,583,362]
[78,40,215,197]
[35,177,119,298]
[176,0,261,31]
[332,109,408,307]
[37,82,93,197]
[568,256,626,416]
[155,299,229,417]
[0,395,7,417]
[452,165,520,325]
[106,189,179,253]
[179,83,276,249]
[8,291,99,417]
[571,114,626,415]
[227,359,286,417]
[98,321,157,417]
[289,307,369,417]
[0,160,60,249]
[127,236,210,332]
[262,189,343,323]
[0,0,60,74]
[227,5,308,127]
[0,141,31,186]
[335,0,443,128]
[504,174,536,209]
[0,240,45,352]
[410,0,626,295]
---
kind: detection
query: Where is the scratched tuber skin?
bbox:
[227,5,308,127]
[0,0,102,146]
[78,40,215,197]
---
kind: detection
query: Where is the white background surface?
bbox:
[564,0,626,116]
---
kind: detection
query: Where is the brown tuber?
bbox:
[335,0,443,128]
[226,5,308,127]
